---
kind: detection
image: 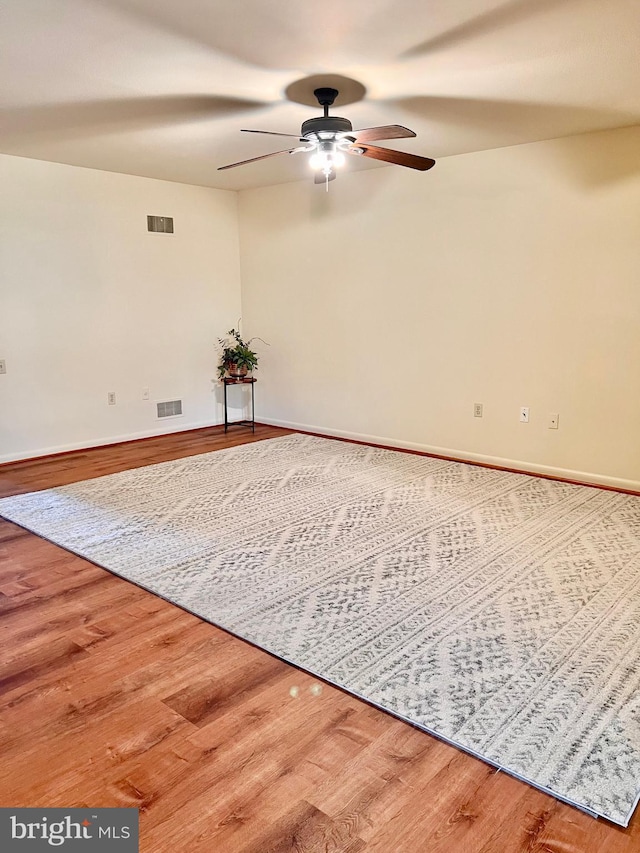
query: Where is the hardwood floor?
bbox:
[0,424,638,852]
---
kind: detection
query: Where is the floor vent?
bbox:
[157,399,183,419]
[147,215,174,233]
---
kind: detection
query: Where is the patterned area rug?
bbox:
[2,434,640,825]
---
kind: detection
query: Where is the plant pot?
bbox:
[226,363,248,379]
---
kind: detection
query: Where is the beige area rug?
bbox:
[1,434,640,825]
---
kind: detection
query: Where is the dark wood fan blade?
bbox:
[349,125,416,143]
[314,170,337,184]
[351,144,435,171]
[241,129,305,140]
[218,147,301,170]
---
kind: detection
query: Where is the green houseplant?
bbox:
[217,325,267,379]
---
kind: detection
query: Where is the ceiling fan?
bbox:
[218,87,436,187]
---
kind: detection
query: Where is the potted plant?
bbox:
[217,325,267,379]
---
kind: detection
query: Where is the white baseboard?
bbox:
[0,419,222,465]
[4,416,638,493]
[259,417,640,493]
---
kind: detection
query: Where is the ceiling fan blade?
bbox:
[348,125,416,143]
[314,171,337,184]
[242,129,305,140]
[351,144,436,171]
[218,147,303,170]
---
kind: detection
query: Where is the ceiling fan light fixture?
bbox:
[309,140,345,173]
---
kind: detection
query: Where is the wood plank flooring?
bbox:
[1,424,638,852]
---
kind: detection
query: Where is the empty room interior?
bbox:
[1,1,640,851]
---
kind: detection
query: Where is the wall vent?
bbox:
[147,215,174,233]
[157,399,183,419]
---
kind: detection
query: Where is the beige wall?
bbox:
[0,154,241,462]
[239,126,640,489]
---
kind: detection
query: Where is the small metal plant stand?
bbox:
[223,377,256,432]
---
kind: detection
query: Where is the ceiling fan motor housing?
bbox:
[301,115,353,139]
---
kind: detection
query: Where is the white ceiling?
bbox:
[1,0,639,190]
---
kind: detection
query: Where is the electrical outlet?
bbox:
[519,406,530,423]
[548,412,559,430]
[142,387,150,401]
[474,403,483,418]
[107,392,116,405]
[0,359,6,374]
